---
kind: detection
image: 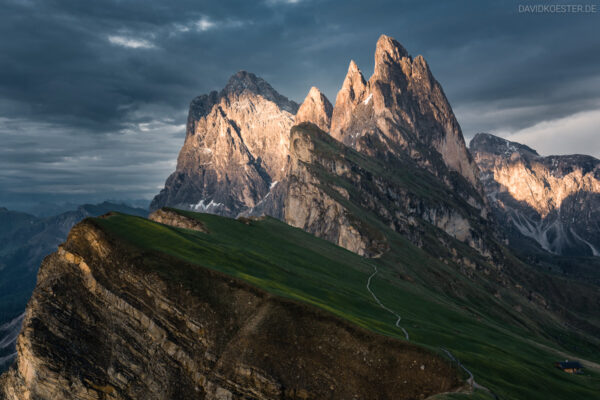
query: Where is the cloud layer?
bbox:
[0,0,598,210]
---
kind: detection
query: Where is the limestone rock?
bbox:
[152,36,491,257]
[149,208,208,232]
[150,71,298,217]
[471,133,600,256]
[330,35,482,198]
[0,220,460,399]
[295,87,333,132]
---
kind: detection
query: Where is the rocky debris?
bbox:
[150,71,298,216]
[295,87,333,132]
[149,208,208,233]
[0,220,460,399]
[471,133,600,256]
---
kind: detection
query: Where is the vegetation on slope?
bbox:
[94,211,600,400]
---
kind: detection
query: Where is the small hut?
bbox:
[554,360,583,374]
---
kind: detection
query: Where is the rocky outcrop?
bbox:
[283,125,386,257]
[149,208,208,232]
[0,220,460,399]
[470,133,600,256]
[281,123,492,259]
[330,60,367,137]
[150,71,298,217]
[0,203,148,373]
[295,87,333,132]
[330,35,482,195]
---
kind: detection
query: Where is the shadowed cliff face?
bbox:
[0,203,148,373]
[0,219,460,400]
[278,123,490,258]
[471,133,600,256]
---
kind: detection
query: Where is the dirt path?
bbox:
[366,265,409,340]
[366,266,499,398]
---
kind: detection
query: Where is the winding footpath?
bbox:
[366,265,499,398]
[366,265,409,340]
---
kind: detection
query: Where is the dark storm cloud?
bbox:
[1,0,599,210]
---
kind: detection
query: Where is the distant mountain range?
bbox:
[0,202,148,372]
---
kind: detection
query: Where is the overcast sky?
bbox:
[1,0,599,212]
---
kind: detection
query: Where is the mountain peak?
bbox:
[330,61,368,139]
[348,59,361,74]
[470,133,540,158]
[222,70,299,113]
[295,86,333,132]
[375,34,409,66]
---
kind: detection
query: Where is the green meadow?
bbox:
[94,211,600,400]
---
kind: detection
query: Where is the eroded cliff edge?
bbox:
[0,217,460,400]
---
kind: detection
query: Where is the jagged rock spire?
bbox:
[295,86,333,132]
[330,34,481,190]
[330,60,368,140]
[151,71,297,215]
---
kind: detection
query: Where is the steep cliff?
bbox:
[330,35,482,197]
[0,214,461,400]
[3,210,600,400]
[281,123,490,258]
[0,203,148,373]
[471,133,600,257]
[150,71,298,216]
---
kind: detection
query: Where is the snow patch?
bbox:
[509,212,554,253]
[363,93,373,105]
[191,199,224,212]
[270,180,279,190]
[569,228,600,257]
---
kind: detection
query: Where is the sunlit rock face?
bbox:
[153,35,492,257]
[330,35,482,195]
[295,86,333,132]
[150,71,298,217]
[471,133,600,256]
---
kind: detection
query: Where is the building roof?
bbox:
[556,361,583,369]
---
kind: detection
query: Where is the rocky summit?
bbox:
[471,133,600,257]
[152,35,490,256]
[330,35,481,193]
[295,86,333,132]
[150,71,298,217]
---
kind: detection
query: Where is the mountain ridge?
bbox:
[470,132,600,257]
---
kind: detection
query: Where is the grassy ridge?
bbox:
[94,212,600,400]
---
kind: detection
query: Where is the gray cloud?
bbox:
[0,0,599,210]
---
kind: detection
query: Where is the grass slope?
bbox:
[94,211,600,400]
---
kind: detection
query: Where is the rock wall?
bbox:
[0,220,460,400]
[471,133,600,256]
